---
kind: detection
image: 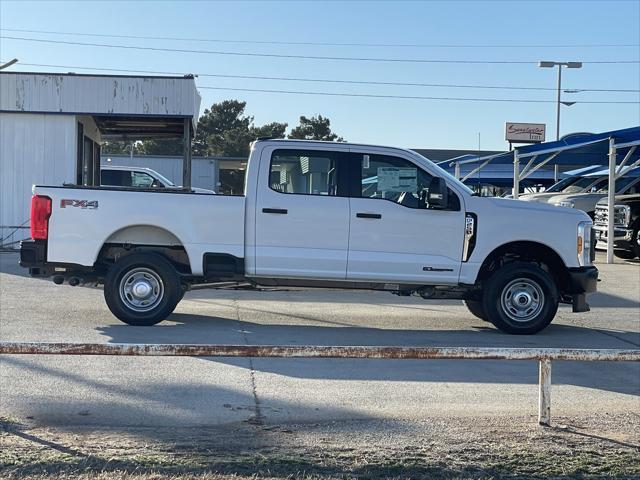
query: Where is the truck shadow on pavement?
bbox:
[95,313,640,396]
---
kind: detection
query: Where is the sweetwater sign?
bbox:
[505,123,546,143]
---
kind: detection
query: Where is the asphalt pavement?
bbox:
[0,251,638,429]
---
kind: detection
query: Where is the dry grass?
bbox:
[2,414,639,479]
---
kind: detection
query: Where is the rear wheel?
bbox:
[464,299,488,321]
[482,262,559,335]
[104,253,181,326]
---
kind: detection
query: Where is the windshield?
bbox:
[596,176,640,194]
[561,176,604,194]
[546,176,579,192]
[412,152,474,196]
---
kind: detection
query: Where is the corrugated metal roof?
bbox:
[0,72,201,122]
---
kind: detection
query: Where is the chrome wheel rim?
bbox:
[119,267,164,312]
[500,278,544,323]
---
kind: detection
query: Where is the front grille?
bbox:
[594,205,628,227]
[594,206,608,226]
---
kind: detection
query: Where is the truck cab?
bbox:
[20,139,598,334]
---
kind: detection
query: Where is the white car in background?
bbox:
[519,175,607,204]
[101,165,215,194]
[548,173,640,218]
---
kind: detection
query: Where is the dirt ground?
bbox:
[2,413,639,479]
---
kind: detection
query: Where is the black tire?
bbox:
[177,288,186,303]
[633,225,640,259]
[482,261,559,335]
[104,252,181,326]
[464,299,488,322]
[614,249,636,260]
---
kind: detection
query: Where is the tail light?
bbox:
[30,195,52,240]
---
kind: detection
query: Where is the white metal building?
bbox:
[0,72,201,247]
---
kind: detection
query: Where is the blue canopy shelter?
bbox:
[449,126,640,263]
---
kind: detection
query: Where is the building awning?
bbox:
[94,115,191,140]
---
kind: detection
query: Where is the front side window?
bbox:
[360,154,433,208]
[270,149,340,196]
[131,171,156,188]
[358,154,460,210]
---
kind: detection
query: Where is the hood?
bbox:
[596,194,640,205]
[475,196,588,218]
[191,187,216,194]
[547,192,607,203]
[518,192,560,203]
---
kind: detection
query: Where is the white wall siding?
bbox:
[0,113,76,247]
[0,73,201,125]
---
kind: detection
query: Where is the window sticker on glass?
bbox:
[377,167,418,192]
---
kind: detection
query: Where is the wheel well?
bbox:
[477,241,569,289]
[97,225,191,275]
[96,244,191,275]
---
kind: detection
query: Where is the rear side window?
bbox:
[270,149,342,196]
[101,170,132,187]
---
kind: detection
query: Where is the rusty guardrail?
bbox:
[1,343,638,426]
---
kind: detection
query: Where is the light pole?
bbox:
[538,61,582,140]
[0,58,18,70]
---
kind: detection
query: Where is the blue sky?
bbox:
[1,0,639,150]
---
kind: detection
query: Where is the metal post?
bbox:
[513,149,520,199]
[554,164,559,182]
[556,65,562,140]
[454,162,461,180]
[183,118,192,189]
[538,358,551,426]
[607,138,616,264]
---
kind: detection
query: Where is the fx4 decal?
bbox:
[60,199,99,209]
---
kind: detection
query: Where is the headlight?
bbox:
[613,205,631,227]
[577,221,593,266]
[555,200,575,208]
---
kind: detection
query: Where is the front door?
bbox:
[347,151,465,284]
[254,147,350,279]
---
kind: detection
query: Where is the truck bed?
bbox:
[35,185,245,276]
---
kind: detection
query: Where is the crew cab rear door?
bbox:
[253,145,351,279]
[346,148,465,284]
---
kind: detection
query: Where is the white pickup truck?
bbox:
[20,139,598,334]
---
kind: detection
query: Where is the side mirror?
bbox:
[151,180,164,188]
[427,177,448,209]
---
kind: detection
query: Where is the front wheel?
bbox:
[104,252,181,326]
[482,262,559,335]
[614,249,636,260]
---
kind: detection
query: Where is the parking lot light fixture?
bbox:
[538,61,583,140]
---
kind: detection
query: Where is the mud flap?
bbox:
[572,294,590,313]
